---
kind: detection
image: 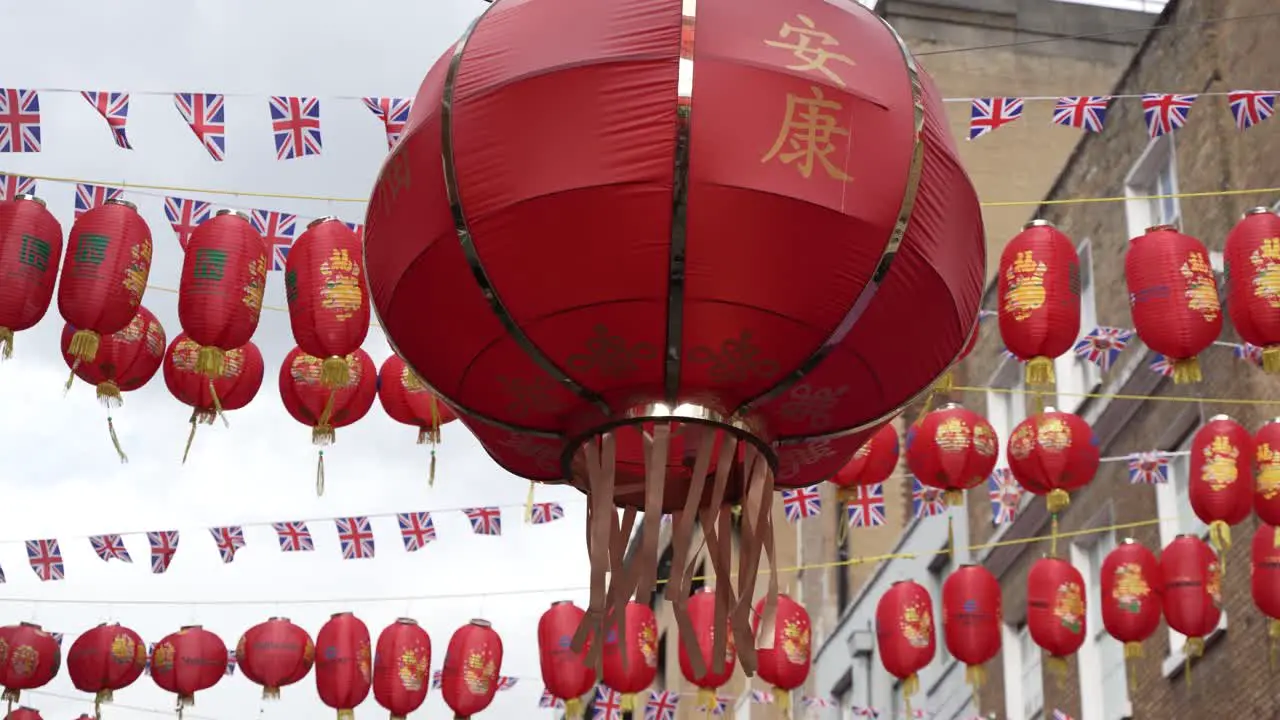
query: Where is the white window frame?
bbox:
[1124,135,1181,237]
[1055,238,1101,414]
[1001,623,1024,720]
[1018,624,1045,720]
[1071,529,1132,720]
[986,359,1028,470]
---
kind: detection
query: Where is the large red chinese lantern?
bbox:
[1006,409,1098,514]
[440,620,503,719]
[1225,207,1280,372]
[373,619,431,720]
[66,623,146,717]
[164,335,265,462]
[177,209,266,392]
[363,0,987,671]
[1125,225,1222,383]
[1100,540,1161,668]
[997,220,1081,386]
[752,594,811,717]
[236,618,313,700]
[678,588,737,710]
[1161,535,1221,668]
[941,565,1001,693]
[57,199,151,365]
[1189,415,1254,558]
[377,354,458,483]
[285,218,370,388]
[1026,557,1085,678]
[0,624,60,704]
[906,404,998,505]
[601,601,658,712]
[537,602,595,717]
[829,424,899,499]
[0,195,62,359]
[279,347,377,493]
[1256,420,1280,526]
[1251,524,1280,659]
[875,581,934,713]
[315,612,371,720]
[149,626,225,715]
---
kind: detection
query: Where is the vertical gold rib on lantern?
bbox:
[1171,357,1202,384]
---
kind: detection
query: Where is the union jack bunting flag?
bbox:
[968,97,1023,140]
[335,516,376,560]
[1149,354,1174,378]
[397,512,437,551]
[431,670,443,689]
[463,507,503,536]
[529,502,565,525]
[75,183,123,219]
[209,526,246,563]
[781,485,822,522]
[594,686,623,720]
[272,521,315,552]
[143,642,157,674]
[1127,451,1169,485]
[174,93,226,161]
[748,689,774,703]
[645,690,679,720]
[147,531,180,574]
[700,696,729,717]
[1072,326,1132,372]
[0,89,41,153]
[270,96,322,160]
[90,534,132,563]
[497,676,518,690]
[538,688,564,708]
[802,697,831,708]
[81,91,133,149]
[1051,96,1110,132]
[51,633,63,647]
[363,97,412,150]
[1000,346,1023,362]
[0,173,35,200]
[851,706,881,718]
[1228,91,1275,130]
[164,196,212,249]
[846,483,886,528]
[912,477,946,519]
[988,468,1022,525]
[1235,342,1264,367]
[26,539,63,581]
[251,210,297,271]
[343,222,364,242]
[225,650,237,675]
[1052,710,1075,720]
[1141,93,1196,138]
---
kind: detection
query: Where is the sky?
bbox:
[0,1,594,719]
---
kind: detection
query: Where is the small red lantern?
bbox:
[1160,535,1221,662]
[538,602,595,717]
[0,195,62,359]
[678,588,737,709]
[149,626,226,713]
[1027,557,1086,678]
[285,218,370,389]
[829,424,899,500]
[236,618,313,700]
[752,594,811,717]
[0,624,61,703]
[1189,415,1254,558]
[1255,420,1280,526]
[440,620,503,719]
[875,581,934,711]
[373,619,431,720]
[177,209,267,388]
[1006,409,1098,514]
[997,220,1081,386]
[57,199,152,365]
[941,565,1001,692]
[601,601,658,713]
[3,707,41,720]
[279,347,377,494]
[315,612,371,720]
[1251,524,1280,653]
[164,335,265,463]
[1224,207,1280,372]
[66,623,146,716]
[1100,540,1161,664]
[1125,225,1222,383]
[377,354,458,483]
[905,403,998,505]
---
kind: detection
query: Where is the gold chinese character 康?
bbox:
[764,14,856,87]
[762,86,852,182]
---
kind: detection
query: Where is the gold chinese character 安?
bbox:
[764,14,856,87]
[762,86,852,182]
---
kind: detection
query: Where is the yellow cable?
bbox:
[957,384,1280,407]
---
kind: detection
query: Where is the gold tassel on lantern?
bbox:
[1264,346,1280,374]
[524,481,536,523]
[965,664,986,689]
[96,381,123,408]
[64,359,81,395]
[1183,636,1205,687]
[1047,489,1070,514]
[182,409,217,464]
[316,450,326,496]
[1046,655,1069,688]
[427,396,442,486]
[207,379,228,427]
[1208,520,1232,558]
[68,329,101,363]
[1124,641,1143,692]
[1025,356,1055,386]
[195,345,225,378]
[564,697,583,719]
[0,327,13,360]
[321,355,351,388]
[1171,357,1202,384]
[773,687,791,719]
[107,415,128,464]
[902,674,919,719]
[619,693,637,713]
[934,370,955,395]
[1269,619,1280,671]
[697,688,716,720]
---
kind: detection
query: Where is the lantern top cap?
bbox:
[939,402,963,410]
[469,619,492,628]
[1209,413,1233,422]
[13,193,44,207]
[395,617,419,625]
[1144,224,1178,234]
[180,624,202,630]
[215,208,251,222]
[1042,406,1058,414]
[1174,533,1201,539]
[308,215,342,229]
[105,198,136,211]
[1120,537,1140,545]
[1246,207,1276,217]
[551,600,575,607]
[1023,218,1055,230]
[267,616,290,622]
[18,621,41,629]
[330,612,354,619]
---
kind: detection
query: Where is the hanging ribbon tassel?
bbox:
[697,688,715,720]
[774,687,791,719]
[208,379,228,428]
[965,664,985,707]
[64,358,82,395]
[1124,641,1143,693]
[1046,655,1068,689]
[525,482,536,524]
[427,397,442,486]
[902,674,918,719]
[1050,513,1060,557]
[1209,521,1231,573]
[182,418,199,465]
[1183,636,1205,688]
[0,327,13,360]
[564,697,581,719]
[107,415,128,464]
[1269,619,1280,672]
[317,390,338,429]
[315,450,325,496]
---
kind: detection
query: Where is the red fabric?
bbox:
[537,602,596,704]
[363,0,986,491]
[315,613,372,715]
[1124,226,1222,364]
[1160,535,1221,639]
[57,201,152,338]
[958,317,980,362]
[149,626,225,703]
[1006,410,1098,497]
[279,347,376,430]
[3,708,41,720]
[874,581,935,681]
[236,618,314,699]
[1189,415,1254,528]
[830,424,899,489]
[677,589,736,689]
[905,405,998,494]
[941,565,1001,667]
[751,594,811,692]
[66,623,146,699]
[601,601,658,699]
[0,197,62,336]
[1224,209,1280,350]
[1026,557,1086,658]
[1099,541,1162,646]
[0,624,61,697]
[61,306,165,393]
[440,620,503,718]
[178,212,266,352]
[1251,524,1280,620]
[997,222,1080,363]
[164,334,264,414]
[286,219,370,359]
[1255,420,1280,525]
[373,619,431,719]
[377,355,458,434]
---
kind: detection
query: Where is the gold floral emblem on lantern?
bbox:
[172,338,201,372]
[1250,237,1280,308]
[1004,250,1047,321]
[1180,251,1221,322]
[1207,561,1223,607]
[357,641,372,683]
[291,352,362,387]
[1258,442,1280,499]
[1037,416,1072,452]
[972,424,997,457]
[222,348,245,379]
[462,650,496,695]
[111,634,137,662]
[934,418,972,454]
[242,257,267,317]
[853,440,872,460]
[134,642,147,667]
[144,318,165,357]
[9,646,37,677]
[397,648,428,691]
[153,642,175,671]
[1112,563,1151,613]
[117,313,145,343]
[1202,435,1239,491]
[400,366,429,395]
[123,238,152,307]
[320,248,364,322]
[1009,424,1037,461]
[1054,582,1084,633]
[638,622,658,668]
[781,618,811,664]
[707,626,736,662]
[302,638,315,664]
[900,602,933,649]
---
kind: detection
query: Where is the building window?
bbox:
[1124,135,1180,235]
[835,530,851,613]
[1055,239,1101,414]
[927,545,955,665]
[1072,530,1131,720]
[654,632,667,692]
[1020,624,1045,720]
[835,683,854,720]
[986,372,1027,469]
